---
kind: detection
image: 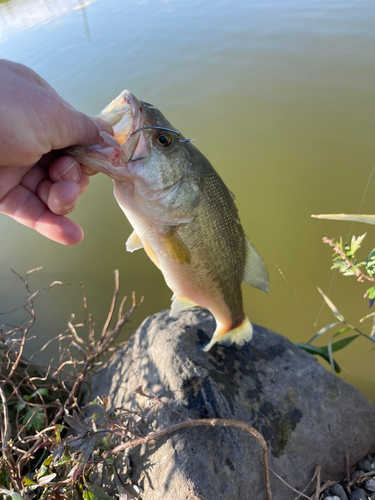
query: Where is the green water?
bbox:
[1,0,375,402]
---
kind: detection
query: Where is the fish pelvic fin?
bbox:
[126,231,143,252]
[243,235,269,293]
[143,242,161,269]
[203,317,253,352]
[160,229,191,265]
[126,231,161,269]
[170,294,199,316]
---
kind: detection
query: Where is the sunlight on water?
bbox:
[1,0,375,401]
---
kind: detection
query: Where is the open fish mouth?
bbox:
[66,90,147,178]
[96,90,142,145]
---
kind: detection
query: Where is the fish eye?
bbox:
[157,133,172,147]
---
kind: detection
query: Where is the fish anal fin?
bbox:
[160,230,191,265]
[170,294,199,316]
[243,235,269,293]
[203,317,253,352]
[126,231,143,253]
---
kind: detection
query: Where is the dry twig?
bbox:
[0,268,139,493]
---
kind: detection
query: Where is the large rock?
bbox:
[91,309,375,500]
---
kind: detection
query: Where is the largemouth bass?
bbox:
[69,91,269,351]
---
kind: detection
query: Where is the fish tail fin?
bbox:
[203,317,253,352]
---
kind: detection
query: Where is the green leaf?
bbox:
[327,337,335,376]
[22,478,36,486]
[36,456,54,480]
[350,234,367,254]
[312,214,375,224]
[55,456,72,468]
[296,343,341,373]
[42,456,54,467]
[333,326,353,336]
[307,321,340,345]
[83,486,114,500]
[328,334,360,352]
[317,288,345,322]
[342,268,359,276]
[0,469,10,489]
[22,409,45,432]
[31,388,49,398]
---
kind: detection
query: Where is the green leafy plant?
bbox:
[296,286,375,374]
[300,212,375,373]
[323,234,375,307]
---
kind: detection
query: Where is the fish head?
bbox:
[68,90,194,184]
[117,98,203,225]
[126,100,198,190]
[68,90,203,225]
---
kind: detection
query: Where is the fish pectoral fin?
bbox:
[243,235,269,293]
[126,231,143,252]
[160,229,191,265]
[170,294,199,316]
[203,317,253,352]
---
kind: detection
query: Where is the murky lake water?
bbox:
[1,0,375,402]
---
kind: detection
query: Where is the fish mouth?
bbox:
[96,90,143,145]
[67,90,146,179]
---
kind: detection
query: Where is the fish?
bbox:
[69,90,269,351]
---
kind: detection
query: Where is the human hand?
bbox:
[0,59,113,245]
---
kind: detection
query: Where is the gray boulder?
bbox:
[91,309,375,500]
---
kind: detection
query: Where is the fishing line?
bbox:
[130,126,193,143]
[313,164,375,326]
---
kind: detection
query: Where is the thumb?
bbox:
[54,107,114,149]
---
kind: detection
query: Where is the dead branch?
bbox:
[348,470,375,487]
[1,267,138,488]
[294,466,319,500]
[0,385,11,456]
[101,269,120,341]
[314,466,320,500]
[345,454,351,494]
[269,467,311,500]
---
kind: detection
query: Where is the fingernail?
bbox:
[59,160,80,182]
[65,202,76,214]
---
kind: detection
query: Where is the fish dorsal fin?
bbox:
[126,231,143,253]
[243,235,269,292]
[160,229,191,265]
[170,294,199,316]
